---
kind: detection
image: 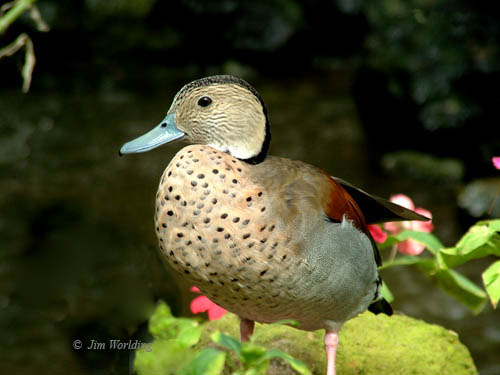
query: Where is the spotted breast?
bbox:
[155,146,293,319]
[155,144,378,331]
[120,75,429,375]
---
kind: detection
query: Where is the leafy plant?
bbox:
[378,219,500,313]
[134,302,311,375]
[134,222,500,374]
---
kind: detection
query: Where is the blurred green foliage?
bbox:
[379,219,500,313]
[134,302,310,375]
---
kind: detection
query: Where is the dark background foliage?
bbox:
[3,0,499,173]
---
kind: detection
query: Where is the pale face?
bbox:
[168,83,267,160]
[119,76,270,162]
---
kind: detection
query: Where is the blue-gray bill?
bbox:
[119,113,185,156]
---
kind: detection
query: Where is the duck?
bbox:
[120,75,428,375]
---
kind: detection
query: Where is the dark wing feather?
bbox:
[331,177,430,224]
[323,176,386,267]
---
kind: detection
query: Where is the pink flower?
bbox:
[190,286,227,321]
[493,157,500,170]
[383,194,434,255]
[368,224,387,243]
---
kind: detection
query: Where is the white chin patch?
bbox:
[208,143,255,160]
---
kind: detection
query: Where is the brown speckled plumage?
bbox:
[155,146,312,327]
[121,75,429,375]
[154,144,391,331]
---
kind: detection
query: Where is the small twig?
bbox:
[388,245,398,263]
[29,4,49,32]
[0,32,28,57]
[0,0,36,34]
[1,2,15,15]
[487,187,500,216]
[0,0,48,93]
[21,35,35,92]
[0,33,35,92]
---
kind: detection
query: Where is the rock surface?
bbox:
[199,312,477,375]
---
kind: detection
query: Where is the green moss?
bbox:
[198,312,477,375]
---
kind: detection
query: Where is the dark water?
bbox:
[1,74,499,374]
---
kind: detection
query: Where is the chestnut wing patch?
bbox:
[323,176,382,266]
[331,176,429,223]
[323,177,368,233]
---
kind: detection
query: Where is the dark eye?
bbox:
[198,96,212,107]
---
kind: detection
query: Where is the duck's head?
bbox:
[120,75,271,164]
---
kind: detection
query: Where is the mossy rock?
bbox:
[198,312,477,375]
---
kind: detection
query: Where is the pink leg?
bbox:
[324,330,339,375]
[240,318,255,342]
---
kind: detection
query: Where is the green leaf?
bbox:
[147,301,202,345]
[263,348,312,375]
[148,302,178,340]
[177,324,203,347]
[380,282,394,303]
[479,219,500,231]
[134,339,196,375]
[482,260,500,308]
[240,342,267,366]
[211,331,242,355]
[393,231,444,254]
[438,220,500,268]
[378,231,443,254]
[159,318,201,342]
[380,255,427,269]
[149,301,173,326]
[456,225,490,252]
[376,235,400,250]
[380,255,436,275]
[415,258,438,274]
[457,220,500,255]
[181,348,226,375]
[433,269,487,314]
